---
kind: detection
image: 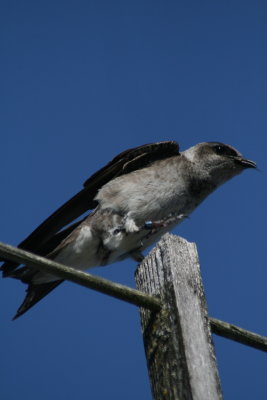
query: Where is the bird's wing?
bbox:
[1,141,179,276]
[2,141,180,318]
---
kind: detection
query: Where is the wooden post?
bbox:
[135,233,223,400]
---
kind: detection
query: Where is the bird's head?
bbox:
[183,142,256,186]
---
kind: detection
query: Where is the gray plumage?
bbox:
[1,141,256,318]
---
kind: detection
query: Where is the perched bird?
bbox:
[1,141,256,319]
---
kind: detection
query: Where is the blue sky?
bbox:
[1,1,266,399]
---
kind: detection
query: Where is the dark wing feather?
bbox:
[83,141,179,186]
[7,264,63,319]
[1,141,179,276]
[12,280,63,320]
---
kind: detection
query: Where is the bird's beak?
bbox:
[235,157,257,169]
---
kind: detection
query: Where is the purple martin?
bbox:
[1,141,256,319]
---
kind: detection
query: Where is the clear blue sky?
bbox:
[1,1,266,399]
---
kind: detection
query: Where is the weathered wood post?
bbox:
[135,233,223,400]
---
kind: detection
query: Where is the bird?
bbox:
[1,141,256,319]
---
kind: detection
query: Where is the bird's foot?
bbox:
[130,250,145,263]
[143,213,186,234]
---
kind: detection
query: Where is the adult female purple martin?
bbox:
[1,141,256,319]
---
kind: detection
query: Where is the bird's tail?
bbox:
[4,266,63,320]
[1,221,84,319]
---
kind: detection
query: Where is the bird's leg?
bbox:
[129,250,145,263]
[129,214,186,263]
[143,213,186,235]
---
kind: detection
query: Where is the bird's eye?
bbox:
[214,145,224,154]
[212,144,238,157]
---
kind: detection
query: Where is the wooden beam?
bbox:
[135,233,223,400]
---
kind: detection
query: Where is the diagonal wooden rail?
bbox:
[0,239,266,353]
